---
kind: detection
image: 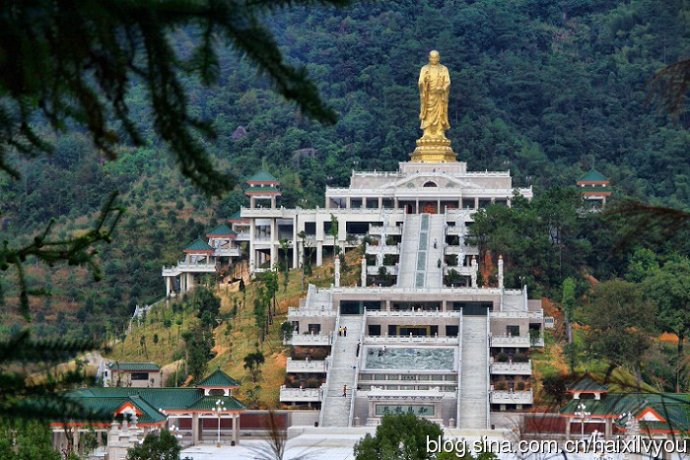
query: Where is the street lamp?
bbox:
[574,402,591,440]
[212,399,225,448]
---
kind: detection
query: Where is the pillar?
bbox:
[415,198,419,214]
[270,219,277,269]
[361,257,367,287]
[498,255,504,289]
[233,414,240,445]
[249,221,256,273]
[474,197,479,209]
[292,220,299,269]
[565,417,571,440]
[605,418,612,439]
[316,241,323,266]
[334,255,341,288]
[192,413,199,445]
[186,273,194,292]
[165,277,171,297]
[250,196,255,208]
[378,197,383,209]
[471,256,478,288]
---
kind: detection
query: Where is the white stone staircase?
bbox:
[320,315,363,427]
[458,315,489,429]
[425,214,446,289]
[397,214,421,288]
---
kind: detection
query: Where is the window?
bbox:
[506,325,520,336]
[131,372,149,381]
[423,181,437,187]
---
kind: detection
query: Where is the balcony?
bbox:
[490,361,532,375]
[279,386,323,402]
[366,310,461,318]
[214,248,241,257]
[286,358,328,374]
[490,311,543,320]
[369,226,402,235]
[161,262,217,276]
[365,244,400,256]
[364,335,459,345]
[287,307,336,318]
[490,335,531,348]
[366,265,399,276]
[287,333,331,346]
[490,390,533,405]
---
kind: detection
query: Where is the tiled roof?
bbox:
[198,368,240,387]
[183,238,214,252]
[207,223,237,237]
[108,362,160,372]
[228,211,248,222]
[187,395,245,411]
[567,375,608,393]
[65,386,244,418]
[247,170,278,183]
[578,169,608,182]
[563,393,690,433]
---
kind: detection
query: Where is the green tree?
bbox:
[354,413,443,460]
[243,351,265,383]
[190,286,221,329]
[644,257,690,392]
[581,280,657,380]
[0,419,61,460]
[126,429,180,460]
[182,318,214,382]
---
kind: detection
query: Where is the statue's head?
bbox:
[428,50,441,65]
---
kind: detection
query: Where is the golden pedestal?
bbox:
[410,136,456,163]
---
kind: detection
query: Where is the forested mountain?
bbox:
[1,0,689,339]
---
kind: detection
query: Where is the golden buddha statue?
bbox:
[411,50,456,163]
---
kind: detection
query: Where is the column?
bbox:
[233,414,240,445]
[605,418,612,439]
[385,300,391,311]
[361,257,367,287]
[378,197,383,209]
[270,219,277,269]
[271,196,276,209]
[292,220,299,269]
[437,199,440,213]
[346,197,351,209]
[415,198,419,214]
[165,277,171,298]
[565,417,571,440]
[316,241,323,266]
[249,221,256,273]
[186,273,194,291]
[334,255,341,288]
[192,413,199,445]
[474,197,479,209]
[498,255,504,289]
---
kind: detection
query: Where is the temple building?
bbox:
[52,368,245,456]
[159,50,545,431]
[577,168,612,209]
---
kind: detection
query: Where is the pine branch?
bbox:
[0,192,124,320]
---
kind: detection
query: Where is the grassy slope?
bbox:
[107,248,363,408]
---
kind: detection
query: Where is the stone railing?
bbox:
[365,244,400,255]
[490,335,531,348]
[287,334,332,346]
[287,307,336,318]
[366,265,399,276]
[364,335,459,345]
[162,262,217,275]
[490,360,532,375]
[366,310,461,318]
[369,226,402,235]
[279,386,322,402]
[490,390,533,404]
[286,358,328,373]
[490,311,543,319]
[214,248,241,257]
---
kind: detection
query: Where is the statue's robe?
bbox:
[418,63,451,137]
